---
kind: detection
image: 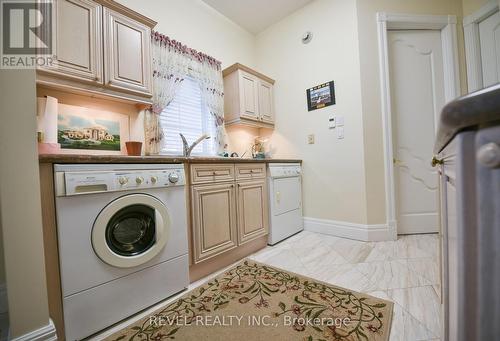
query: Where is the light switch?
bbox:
[328,116,336,129]
[336,115,344,127]
[336,127,344,139]
[308,134,315,144]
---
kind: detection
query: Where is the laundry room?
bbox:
[1,0,500,341]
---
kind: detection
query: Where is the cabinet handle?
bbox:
[431,156,443,167]
[478,143,500,168]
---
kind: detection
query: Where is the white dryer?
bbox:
[54,164,189,340]
[267,163,304,245]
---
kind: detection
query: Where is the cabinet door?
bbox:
[40,0,102,83]
[236,179,269,245]
[238,71,259,120]
[192,183,237,263]
[103,7,152,96]
[258,80,274,124]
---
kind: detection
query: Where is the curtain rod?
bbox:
[151,31,222,68]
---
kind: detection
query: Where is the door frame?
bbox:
[463,0,499,92]
[376,13,460,238]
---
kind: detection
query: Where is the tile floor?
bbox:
[250,231,442,341]
[93,231,442,341]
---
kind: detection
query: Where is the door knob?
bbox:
[393,158,404,166]
[431,156,443,167]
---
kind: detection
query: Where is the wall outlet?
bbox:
[307,134,315,144]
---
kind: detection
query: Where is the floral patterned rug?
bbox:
[106,260,393,341]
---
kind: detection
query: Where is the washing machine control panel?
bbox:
[61,166,185,196]
[115,169,185,189]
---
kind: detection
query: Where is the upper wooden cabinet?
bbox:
[223,63,275,128]
[37,0,155,103]
[103,7,152,96]
[258,79,274,124]
[42,0,103,83]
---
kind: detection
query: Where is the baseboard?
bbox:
[0,283,7,314]
[303,217,395,241]
[9,319,57,341]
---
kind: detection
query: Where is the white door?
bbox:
[479,11,500,87]
[388,30,444,234]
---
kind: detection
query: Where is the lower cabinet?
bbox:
[236,179,269,245]
[190,163,269,265]
[191,183,237,263]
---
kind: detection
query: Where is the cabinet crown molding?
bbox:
[223,63,275,85]
[94,0,157,28]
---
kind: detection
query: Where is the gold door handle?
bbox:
[393,158,404,166]
[431,156,443,167]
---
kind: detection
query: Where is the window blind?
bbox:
[159,77,216,155]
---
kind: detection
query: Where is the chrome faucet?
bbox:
[180,133,210,157]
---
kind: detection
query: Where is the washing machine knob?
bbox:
[135,176,144,185]
[150,176,158,184]
[118,176,128,185]
[168,172,179,183]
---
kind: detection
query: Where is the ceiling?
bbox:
[202,0,314,34]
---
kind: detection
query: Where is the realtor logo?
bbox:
[1,0,53,68]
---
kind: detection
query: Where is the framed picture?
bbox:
[56,101,129,154]
[306,81,335,111]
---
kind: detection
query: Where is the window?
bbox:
[160,77,216,155]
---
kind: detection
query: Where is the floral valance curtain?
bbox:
[145,31,227,155]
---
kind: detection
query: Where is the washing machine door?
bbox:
[92,193,170,268]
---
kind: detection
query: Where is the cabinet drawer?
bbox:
[235,163,266,180]
[191,164,235,184]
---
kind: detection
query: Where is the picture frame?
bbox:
[55,101,130,155]
[306,81,336,111]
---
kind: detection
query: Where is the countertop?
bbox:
[38,154,302,164]
[434,83,500,154]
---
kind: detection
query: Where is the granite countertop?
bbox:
[434,83,500,154]
[38,154,302,164]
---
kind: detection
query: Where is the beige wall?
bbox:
[0,70,51,337]
[355,0,467,224]
[256,0,368,224]
[462,0,491,15]
[117,0,256,70]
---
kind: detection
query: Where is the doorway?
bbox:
[464,1,500,92]
[377,13,460,237]
[388,30,444,234]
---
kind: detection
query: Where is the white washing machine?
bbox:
[54,164,189,340]
[267,163,304,245]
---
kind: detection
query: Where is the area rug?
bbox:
[106,260,393,341]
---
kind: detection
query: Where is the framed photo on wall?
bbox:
[306,81,335,111]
